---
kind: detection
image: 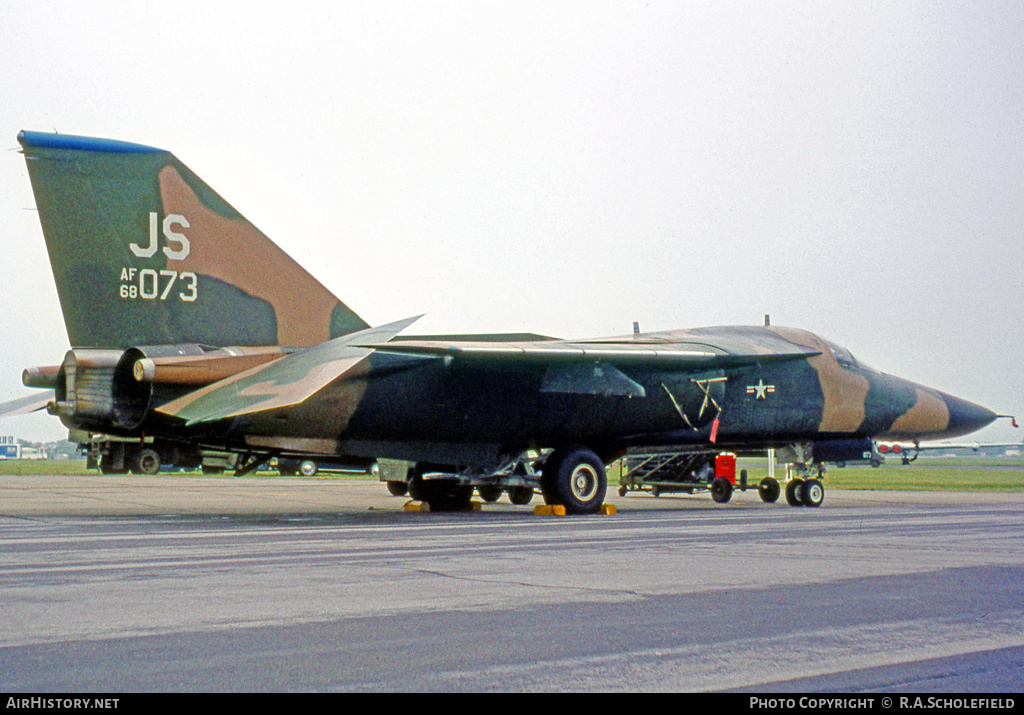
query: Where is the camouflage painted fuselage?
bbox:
[217,325,994,472]
[11,130,997,475]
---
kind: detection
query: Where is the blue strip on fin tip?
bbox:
[17,130,165,154]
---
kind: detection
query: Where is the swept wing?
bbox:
[158,316,421,425]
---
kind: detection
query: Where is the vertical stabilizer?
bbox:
[18,130,367,349]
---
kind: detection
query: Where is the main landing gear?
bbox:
[540,445,607,515]
[402,445,610,514]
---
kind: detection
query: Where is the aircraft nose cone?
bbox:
[940,392,997,439]
[881,381,996,441]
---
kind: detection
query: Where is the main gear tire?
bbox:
[540,446,607,514]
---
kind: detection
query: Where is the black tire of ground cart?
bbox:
[409,469,474,512]
[134,448,161,475]
[710,476,733,503]
[758,477,781,503]
[507,486,534,505]
[477,485,502,502]
[386,480,408,496]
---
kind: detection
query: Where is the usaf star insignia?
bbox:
[746,379,776,399]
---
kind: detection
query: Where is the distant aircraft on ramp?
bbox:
[877,430,1022,464]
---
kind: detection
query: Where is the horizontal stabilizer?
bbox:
[158,316,422,424]
[0,392,55,418]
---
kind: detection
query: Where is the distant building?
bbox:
[0,436,45,460]
[1,435,21,459]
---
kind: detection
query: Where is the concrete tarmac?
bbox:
[2,472,1021,516]
[2,474,1023,692]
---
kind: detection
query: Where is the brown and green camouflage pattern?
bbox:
[163,323,996,473]
[12,131,1000,477]
[18,130,366,349]
[158,316,421,424]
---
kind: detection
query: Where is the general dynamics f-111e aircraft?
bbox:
[2,130,1011,512]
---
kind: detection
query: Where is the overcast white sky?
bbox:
[2,1,1022,444]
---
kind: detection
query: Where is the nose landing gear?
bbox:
[784,476,825,507]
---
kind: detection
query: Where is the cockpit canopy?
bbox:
[823,339,877,372]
